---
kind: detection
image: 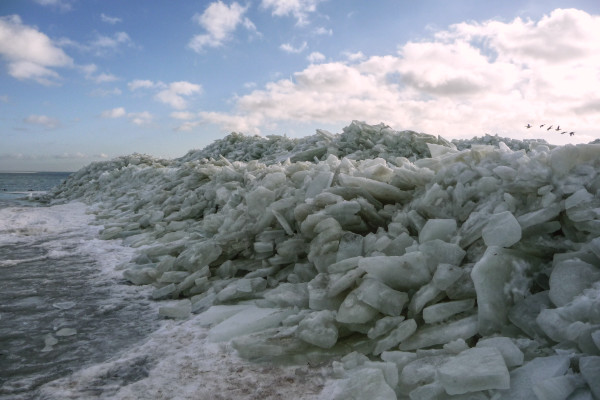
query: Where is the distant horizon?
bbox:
[2,0,600,171]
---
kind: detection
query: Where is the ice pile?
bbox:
[51,121,600,399]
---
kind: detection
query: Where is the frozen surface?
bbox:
[39,121,600,398]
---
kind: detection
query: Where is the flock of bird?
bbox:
[525,123,575,136]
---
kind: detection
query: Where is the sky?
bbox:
[1,0,600,171]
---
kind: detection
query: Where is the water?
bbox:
[0,172,71,206]
[0,174,160,399]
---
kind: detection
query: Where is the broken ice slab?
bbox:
[532,374,586,400]
[216,278,267,302]
[318,367,397,400]
[336,289,379,324]
[359,253,432,291]
[158,299,191,319]
[398,314,478,351]
[496,355,571,400]
[438,347,510,395]
[516,203,562,230]
[42,333,58,352]
[373,319,417,355]
[475,336,524,367]
[549,258,600,307]
[408,283,444,316]
[207,306,294,342]
[471,246,527,335]
[52,301,76,310]
[152,283,177,300]
[482,211,522,247]
[55,328,77,336]
[579,356,600,399]
[327,266,366,297]
[328,256,362,274]
[263,282,309,308]
[398,354,450,395]
[338,173,410,204]
[296,310,338,349]
[418,218,457,243]
[508,291,552,339]
[431,263,463,290]
[355,278,409,316]
[123,267,156,285]
[367,316,406,339]
[157,270,189,283]
[194,304,250,327]
[422,299,475,324]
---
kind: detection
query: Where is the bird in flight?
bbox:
[539,124,545,128]
[547,125,553,130]
[555,126,561,131]
[569,132,575,136]
[526,124,532,128]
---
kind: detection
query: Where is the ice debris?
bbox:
[50,121,600,399]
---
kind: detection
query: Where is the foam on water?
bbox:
[38,313,329,400]
[0,203,161,399]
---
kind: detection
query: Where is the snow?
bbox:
[41,120,600,398]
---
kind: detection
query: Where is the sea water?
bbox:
[0,174,160,399]
[0,172,71,206]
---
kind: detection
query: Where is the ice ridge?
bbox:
[50,120,600,399]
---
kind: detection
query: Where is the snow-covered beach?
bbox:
[3,121,600,399]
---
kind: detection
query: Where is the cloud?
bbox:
[100,107,153,125]
[170,111,197,120]
[91,32,134,54]
[343,51,365,62]
[101,107,126,118]
[313,27,332,36]
[280,41,307,54]
[154,81,202,109]
[197,8,600,142]
[307,51,325,63]
[188,1,256,52]
[128,111,153,125]
[174,120,204,132]
[128,79,160,90]
[94,72,118,83]
[90,88,122,97]
[24,114,61,129]
[0,15,73,85]
[54,152,86,159]
[100,13,122,24]
[80,63,119,84]
[261,0,326,26]
[33,0,73,12]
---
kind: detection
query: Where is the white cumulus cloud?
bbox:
[307,51,325,63]
[128,111,153,126]
[101,107,126,118]
[24,114,61,129]
[33,0,73,11]
[154,81,202,109]
[188,1,256,52]
[0,15,73,85]
[128,79,160,91]
[198,8,600,144]
[280,41,307,54]
[100,13,122,24]
[261,0,326,26]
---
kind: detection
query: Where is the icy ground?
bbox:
[46,121,600,399]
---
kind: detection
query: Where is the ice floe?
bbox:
[48,120,600,399]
